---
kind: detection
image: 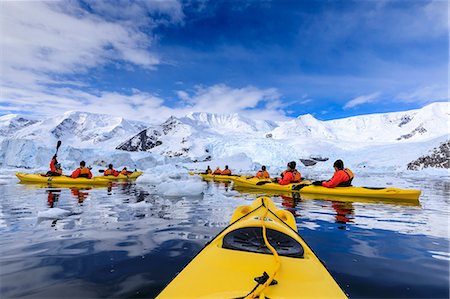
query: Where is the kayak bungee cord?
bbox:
[244,199,281,299]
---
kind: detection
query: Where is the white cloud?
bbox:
[174,84,287,120]
[0,1,175,90]
[344,92,381,109]
[0,83,288,122]
[395,85,449,103]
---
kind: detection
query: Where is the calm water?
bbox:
[0,174,449,298]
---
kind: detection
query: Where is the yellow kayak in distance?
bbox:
[191,172,251,181]
[156,196,347,298]
[97,171,143,180]
[16,173,110,186]
[233,177,421,201]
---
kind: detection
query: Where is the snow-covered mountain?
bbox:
[269,102,449,143]
[11,111,147,147]
[0,102,448,172]
[0,114,38,138]
[0,111,148,168]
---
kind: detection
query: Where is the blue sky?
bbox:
[0,0,448,122]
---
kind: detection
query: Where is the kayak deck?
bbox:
[233,177,421,201]
[156,197,347,298]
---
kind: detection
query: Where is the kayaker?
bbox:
[47,155,62,176]
[104,164,119,176]
[212,167,222,175]
[70,161,92,179]
[278,161,301,185]
[120,167,133,175]
[204,166,212,174]
[256,165,270,178]
[313,159,354,188]
[221,165,232,175]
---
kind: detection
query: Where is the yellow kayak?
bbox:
[98,171,143,180]
[16,173,110,186]
[233,177,421,201]
[233,186,420,207]
[156,196,347,298]
[195,173,250,181]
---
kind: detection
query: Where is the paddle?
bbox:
[55,140,61,157]
[98,169,105,173]
[291,183,312,191]
[256,180,274,186]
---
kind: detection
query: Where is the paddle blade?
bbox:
[291,183,310,191]
[98,169,105,173]
[56,140,61,150]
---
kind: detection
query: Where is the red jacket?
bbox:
[322,169,352,188]
[278,170,301,185]
[50,158,57,172]
[71,167,92,179]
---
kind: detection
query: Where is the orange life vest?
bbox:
[78,167,91,178]
[104,169,115,176]
[221,169,231,175]
[256,170,270,178]
[282,170,301,182]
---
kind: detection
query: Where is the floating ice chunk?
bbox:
[37,208,71,219]
[156,179,205,196]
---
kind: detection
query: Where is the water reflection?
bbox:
[1,175,449,299]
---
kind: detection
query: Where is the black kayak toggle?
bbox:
[254,271,278,286]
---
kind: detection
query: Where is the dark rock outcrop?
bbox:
[407,141,450,170]
[397,124,427,140]
[116,129,162,151]
[300,159,317,166]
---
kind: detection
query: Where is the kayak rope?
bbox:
[244,200,281,299]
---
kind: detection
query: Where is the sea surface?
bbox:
[0,174,449,298]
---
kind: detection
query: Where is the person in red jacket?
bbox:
[212,167,222,175]
[47,155,63,176]
[104,164,119,176]
[255,165,270,179]
[221,165,232,175]
[278,161,301,185]
[313,159,354,188]
[120,167,133,175]
[71,161,92,179]
[203,166,212,174]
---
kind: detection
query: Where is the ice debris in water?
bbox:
[37,208,71,219]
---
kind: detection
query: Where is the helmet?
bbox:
[333,159,344,170]
[261,165,266,171]
[80,161,86,167]
[287,161,296,169]
[108,164,113,169]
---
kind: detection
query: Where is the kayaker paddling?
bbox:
[255,165,270,179]
[277,161,301,185]
[71,161,92,179]
[212,167,222,175]
[313,159,354,188]
[221,165,232,175]
[104,164,119,177]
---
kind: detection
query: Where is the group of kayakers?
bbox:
[47,155,132,179]
[203,159,354,188]
[204,165,232,175]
